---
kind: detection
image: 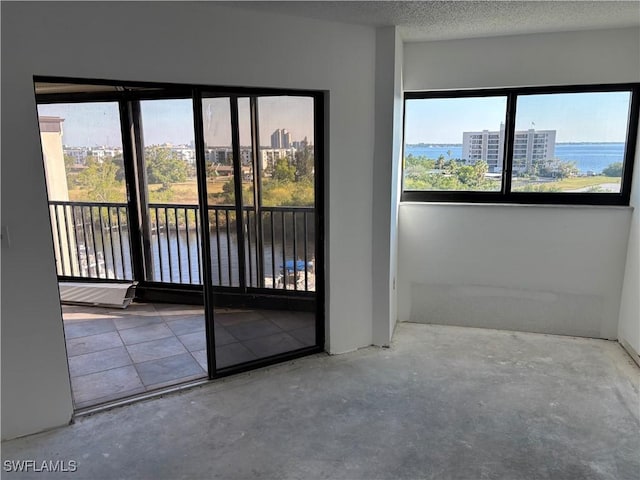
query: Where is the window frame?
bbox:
[401,83,640,206]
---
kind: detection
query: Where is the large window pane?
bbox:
[140,99,200,283]
[404,97,506,192]
[38,102,126,203]
[140,99,197,204]
[257,96,316,292]
[37,102,132,280]
[511,92,631,193]
[258,96,315,207]
[201,97,239,287]
[202,97,234,206]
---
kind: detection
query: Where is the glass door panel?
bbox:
[37,101,133,280]
[238,98,259,288]
[137,98,208,383]
[198,94,318,371]
[201,97,240,287]
[258,96,316,292]
[139,99,201,284]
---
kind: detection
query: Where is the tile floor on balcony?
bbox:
[62,303,315,409]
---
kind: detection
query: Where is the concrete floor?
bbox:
[2,323,639,479]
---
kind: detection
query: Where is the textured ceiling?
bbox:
[227,1,640,42]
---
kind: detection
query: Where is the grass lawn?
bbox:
[148,180,227,204]
[65,175,313,206]
[68,179,227,204]
[513,175,621,192]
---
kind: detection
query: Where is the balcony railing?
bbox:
[49,201,132,280]
[49,200,315,292]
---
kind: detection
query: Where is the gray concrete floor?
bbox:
[3,323,639,479]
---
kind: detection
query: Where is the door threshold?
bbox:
[73,377,210,418]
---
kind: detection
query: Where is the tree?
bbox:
[457,161,488,188]
[145,147,187,190]
[446,159,459,175]
[63,154,81,187]
[457,165,476,186]
[473,160,489,183]
[112,154,126,182]
[219,179,235,204]
[555,161,578,179]
[76,158,122,202]
[205,160,216,177]
[533,159,577,179]
[295,146,314,182]
[64,154,76,169]
[272,157,296,183]
[603,162,623,177]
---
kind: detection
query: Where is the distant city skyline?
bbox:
[37,96,314,148]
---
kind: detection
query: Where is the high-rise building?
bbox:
[270,129,281,148]
[271,128,292,148]
[282,129,291,148]
[293,136,309,150]
[512,129,556,172]
[462,126,556,173]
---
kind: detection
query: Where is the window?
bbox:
[402,84,639,205]
[37,102,132,280]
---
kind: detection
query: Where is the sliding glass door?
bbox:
[138,98,202,285]
[198,93,319,371]
[36,79,324,386]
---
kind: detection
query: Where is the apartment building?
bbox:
[270,128,291,149]
[259,147,296,171]
[462,126,556,173]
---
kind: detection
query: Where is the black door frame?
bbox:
[35,75,326,378]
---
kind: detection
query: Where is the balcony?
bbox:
[49,201,316,292]
[63,302,315,409]
[50,200,319,408]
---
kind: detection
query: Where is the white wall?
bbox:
[372,27,403,345]
[398,204,631,338]
[399,27,640,339]
[618,139,640,362]
[1,2,376,439]
[404,27,640,91]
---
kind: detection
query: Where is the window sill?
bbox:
[399,201,633,211]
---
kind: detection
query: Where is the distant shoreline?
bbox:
[405,141,624,147]
[404,142,625,174]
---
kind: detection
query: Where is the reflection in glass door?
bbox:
[201,97,241,288]
[200,94,318,371]
[136,98,208,384]
[257,96,316,293]
[139,99,202,284]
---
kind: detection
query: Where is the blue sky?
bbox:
[38,91,631,147]
[37,97,314,147]
[404,91,631,144]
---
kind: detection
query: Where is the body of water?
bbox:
[554,144,624,173]
[405,143,625,174]
[60,226,315,290]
